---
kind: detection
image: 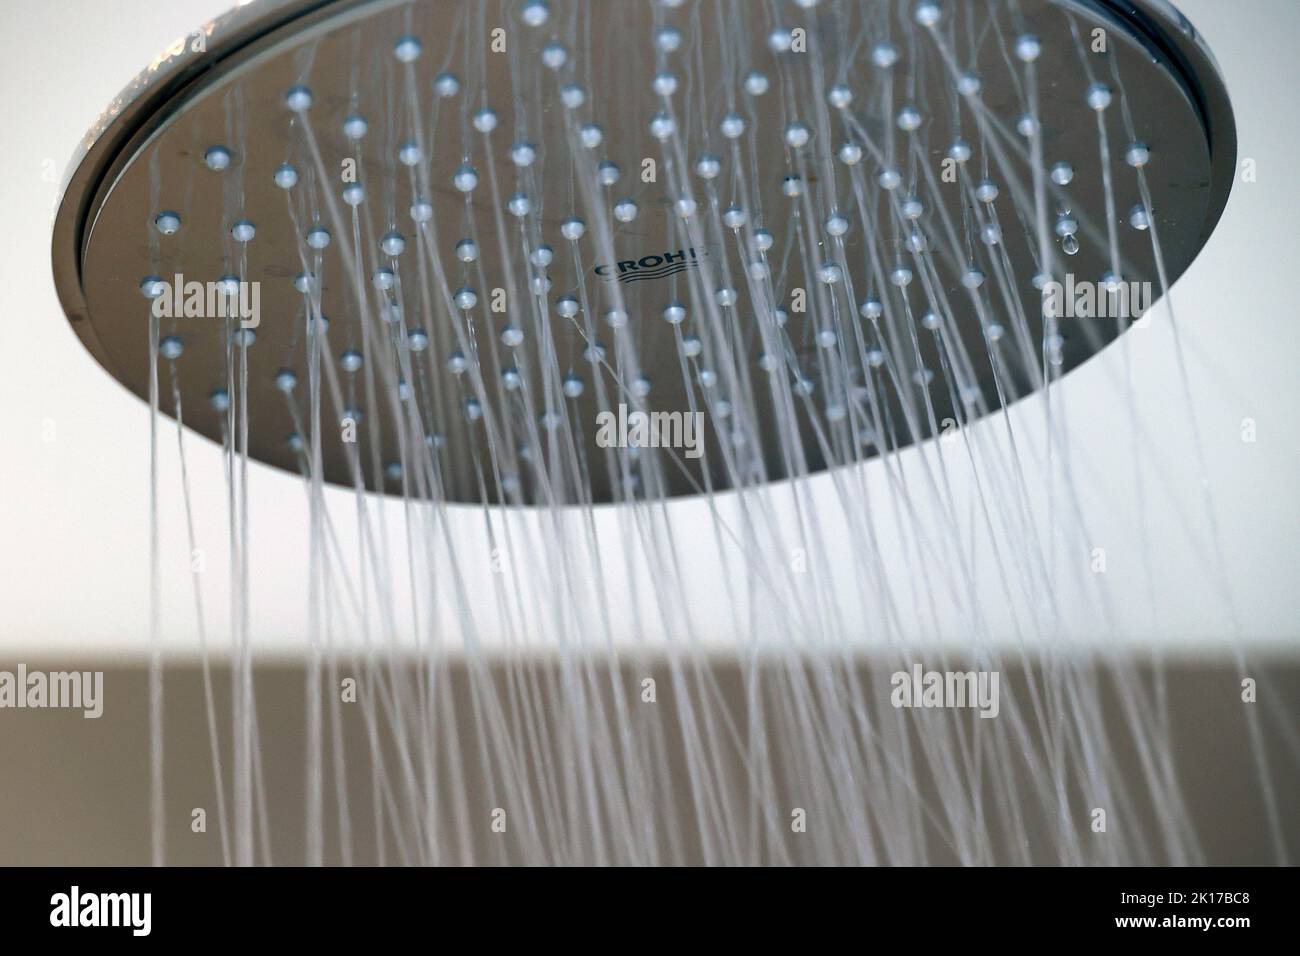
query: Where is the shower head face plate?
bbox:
[53,0,1234,504]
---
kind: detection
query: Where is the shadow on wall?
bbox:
[0,656,1293,865]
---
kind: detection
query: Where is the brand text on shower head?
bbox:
[593,247,703,284]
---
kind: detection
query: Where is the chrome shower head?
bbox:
[52,0,1235,504]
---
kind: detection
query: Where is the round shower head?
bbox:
[51,0,1235,505]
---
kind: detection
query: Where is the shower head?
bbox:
[51,0,1235,505]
